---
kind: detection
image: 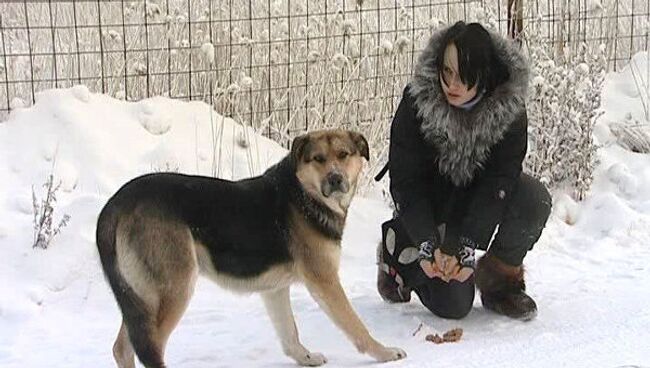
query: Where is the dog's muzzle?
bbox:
[322,172,349,197]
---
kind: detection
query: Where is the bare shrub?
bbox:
[32,173,71,249]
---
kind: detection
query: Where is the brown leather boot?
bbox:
[376,243,411,303]
[475,253,537,321]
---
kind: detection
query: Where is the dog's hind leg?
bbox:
[262,287,327,367]
[154,279,196,358]
[116,218,198,368]
[123,270,196,368]
[113,321,136,368]
[142,238,198,367]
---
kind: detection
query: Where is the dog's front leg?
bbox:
[262,287,328,366]
[302,271,406,363]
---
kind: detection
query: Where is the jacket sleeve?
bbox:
[443,110,528,254]
[389,88,439,245]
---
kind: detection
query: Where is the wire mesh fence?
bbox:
[0,0,648,144]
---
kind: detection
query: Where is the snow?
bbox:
[1,53,650,368]
[601,51,648,124]
[200,42,215,64]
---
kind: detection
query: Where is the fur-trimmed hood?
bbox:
[409,26,529,186]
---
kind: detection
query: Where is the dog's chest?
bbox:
[289,210,342,274]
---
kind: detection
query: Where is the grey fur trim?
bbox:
[409,25,529,186]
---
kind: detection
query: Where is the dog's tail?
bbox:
[96,203,166,368]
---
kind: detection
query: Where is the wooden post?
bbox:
[507,0,524,44]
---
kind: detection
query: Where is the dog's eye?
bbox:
[337,151,349,160]
[313,155,326,163]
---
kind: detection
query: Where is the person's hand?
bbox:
[419,248,445,280]
[418,240,445,280]
[419,243,474,283]
[438,249,473,282]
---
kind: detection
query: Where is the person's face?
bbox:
[439,43,478,107]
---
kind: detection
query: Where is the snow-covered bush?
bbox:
[525,40,607,200]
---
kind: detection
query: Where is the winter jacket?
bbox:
[382,26,530,256]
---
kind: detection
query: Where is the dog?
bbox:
[96,129,406,367]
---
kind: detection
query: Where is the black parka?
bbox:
[384,26,530,255]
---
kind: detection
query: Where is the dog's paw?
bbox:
[294,351,327,366]
[370,346,407,362]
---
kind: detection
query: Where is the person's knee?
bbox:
[519,175,552,224]
[420,286,474,320]
[532,180,552,223]
[432,300,473,319]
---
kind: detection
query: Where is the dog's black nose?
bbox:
[328,173,343,188]
[322,172,349,197]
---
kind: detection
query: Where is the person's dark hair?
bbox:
[435,21,510,94]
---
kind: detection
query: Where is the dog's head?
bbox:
[291,129,369,213]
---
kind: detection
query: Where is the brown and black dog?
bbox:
[96,129,406,367]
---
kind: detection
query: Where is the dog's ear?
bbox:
[290,134,311,163]
[349,131,370,161]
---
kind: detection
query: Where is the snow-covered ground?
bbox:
[1,53,649,368]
